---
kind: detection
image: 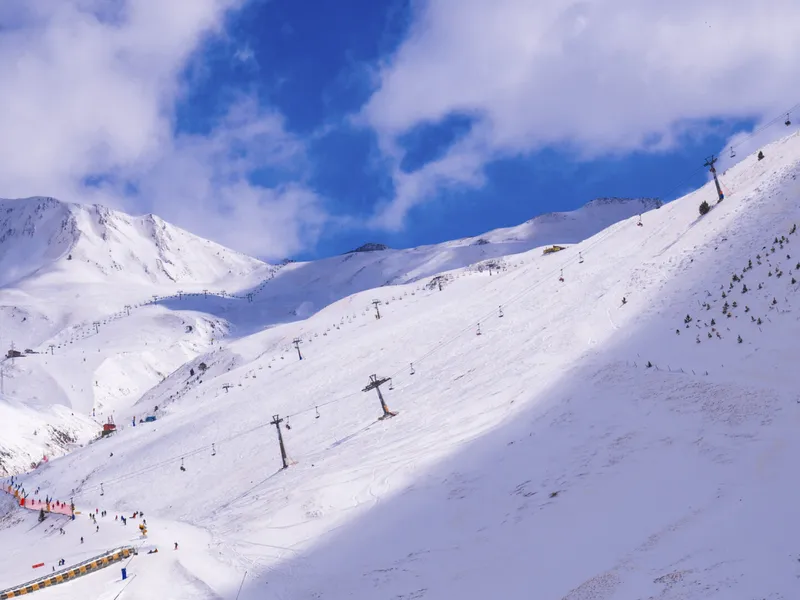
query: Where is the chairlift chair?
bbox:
[730,146,736,158]
[180,458,186,472]
[786,113,792,126]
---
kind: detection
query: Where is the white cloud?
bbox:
[0,0,326,260]
[234,45,257,66]
[130,98,326,258]
[362,0,800,228]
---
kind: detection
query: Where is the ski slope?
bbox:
[0,195,649,474]
[2,134,800,598]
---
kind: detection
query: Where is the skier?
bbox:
[80,537,84,544]
[174,542,178,550]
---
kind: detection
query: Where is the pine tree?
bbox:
[699,201,710,216]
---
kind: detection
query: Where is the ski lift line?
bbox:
[657,101,800,202]
[387,223,623,379]
[70,421,274,499]
[727,101,800,153]
[281,217,623,422]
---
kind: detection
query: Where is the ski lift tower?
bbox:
[704,155,724,203]
[362,374,398,419]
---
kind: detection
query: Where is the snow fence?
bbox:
[0,546,136,599]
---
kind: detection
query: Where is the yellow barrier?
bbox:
[0,548,134,598]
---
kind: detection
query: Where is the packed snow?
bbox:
[1,135,800,599]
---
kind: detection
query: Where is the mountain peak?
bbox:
[347,242,390,254]
[0,196,266,288]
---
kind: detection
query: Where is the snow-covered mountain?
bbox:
[210,196,657,329]
[3,132,800,599]
[0,197,266,288]
[0,192,649,478]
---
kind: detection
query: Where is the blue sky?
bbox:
[1,0,798,261]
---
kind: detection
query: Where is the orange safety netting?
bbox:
[3,486,73,517]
